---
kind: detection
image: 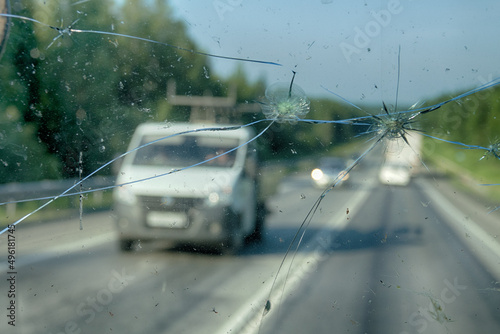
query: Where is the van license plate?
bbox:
[147,212,188,228]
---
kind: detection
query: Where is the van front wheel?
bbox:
[220,213,243,255]
[119,239,135,252]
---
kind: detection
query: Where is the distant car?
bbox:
[379,162,411,186]
[311,157,350,188]
[113,122,262,254]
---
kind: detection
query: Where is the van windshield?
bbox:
[132,135,239,168]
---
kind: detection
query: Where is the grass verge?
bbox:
[423,137,500,206]
[1,191,114,229]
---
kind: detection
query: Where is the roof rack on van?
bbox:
[166,79,261,124]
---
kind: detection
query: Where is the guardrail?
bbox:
[0,176,115,217]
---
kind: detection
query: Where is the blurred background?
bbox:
[0,1,500,333]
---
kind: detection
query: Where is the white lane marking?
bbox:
[0,232,115,272]
[215,178,376,334]
[417,178,500,280]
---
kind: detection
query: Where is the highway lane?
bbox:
[0,164,371,334]
[0,164,499,334]
[257,177,500,334]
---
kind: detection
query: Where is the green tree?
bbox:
[0,0,226,180]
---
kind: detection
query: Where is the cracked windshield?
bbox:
[1,0,500,333]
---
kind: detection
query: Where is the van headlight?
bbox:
[206,189,231,207]
[208,192,220,205]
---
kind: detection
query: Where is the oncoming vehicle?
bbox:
[378,161,412,186]
[311,156,350,188]
[113,122,262,254]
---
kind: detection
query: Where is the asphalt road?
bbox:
[1,163,500,334]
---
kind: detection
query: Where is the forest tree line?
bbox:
[2,0,496,185]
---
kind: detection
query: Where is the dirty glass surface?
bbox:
[1,1,500,333]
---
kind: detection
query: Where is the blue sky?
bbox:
[168,0,500,107]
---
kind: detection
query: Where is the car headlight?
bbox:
[311,168,324,181]
[338,170,349,181]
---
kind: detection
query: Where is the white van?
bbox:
[113,122,262,254]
